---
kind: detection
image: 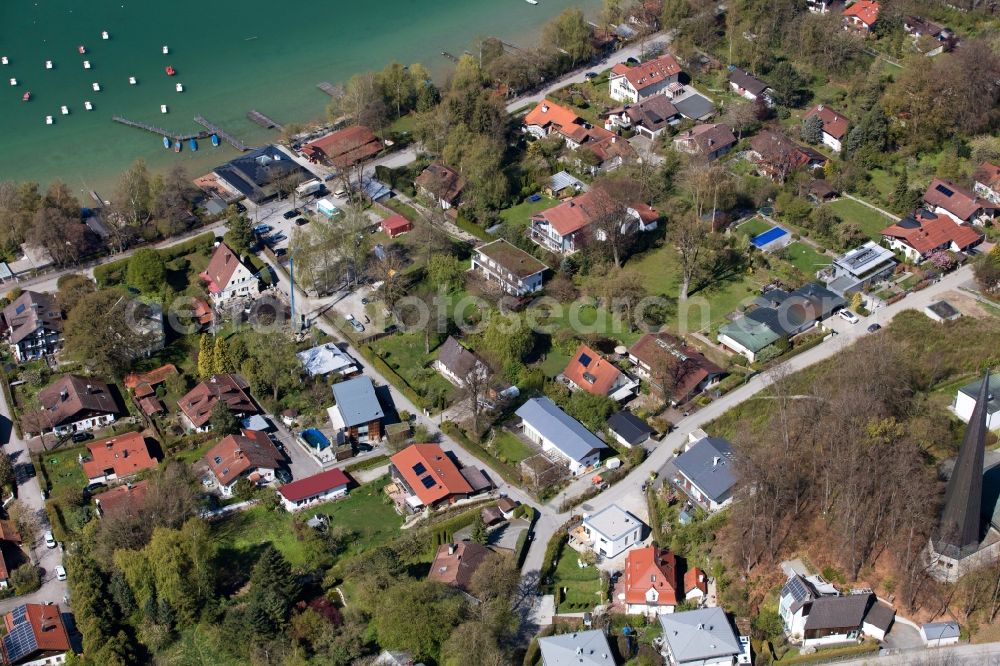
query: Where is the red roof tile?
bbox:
[302,126,381,166]
[843,0,880,27]
[804,105,850,140]
[563,344,623,396]
[95,480,150,519]
[177,373,257,429]
[611,54,682,92]
[975,162,1000,191]
[523,100,581,131]
[881,210,984,256]
[3,603,71,657]
[390,443,473,506]
[205,429,283,488]
[200,242,248,295]
[381,213,412,234]
[277,468,351,503]
[923,178,991,222]
[624,546,681,605]
[684,567,708,596]
[82,431,157,480]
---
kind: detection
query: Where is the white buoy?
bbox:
[61,105,69,115]
[9,78,16,86]
[175,83,183,92]
[101,31,109,40]
[160,104,168,114]
[45,60,53,69]
[45,115,53,125]
[1,57,8,65]
[83,60,91,69]
[84,100,93,110]
[162,45,169,54]
[92,82,100,91]
[129,76,136,85]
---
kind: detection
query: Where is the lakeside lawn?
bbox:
[549,541,604,613]
[782,241,830,276]
[499,194,558,230]
[213,475,402,568]
[824,198,896,240]
[488,430,535,465]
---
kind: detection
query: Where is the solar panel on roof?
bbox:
[579,353,592,367]
[783,576,809,602]
[3,622,39,664]
[14,303,25,315]
[412,462,427,475]
[9,605,27,625]
[420,475,437,489]
[935,184,954,197]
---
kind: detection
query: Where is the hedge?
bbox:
[777,641,879,665]
[428,507,482,550]
[454,212,491,241]
[513,505,539,569]
[354,344,428,410]
[343,454,390,474]
[93,231,216,287]
[439,421,521,486]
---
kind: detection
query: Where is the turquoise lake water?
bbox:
[0,0,599,195]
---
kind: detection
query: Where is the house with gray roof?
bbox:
[328,376,385,444]
[728,70,772,104]
[921,622,960,647]
[953,372,1000,431]
[2,291,63,363]
[433,336,488,387]
[537,630,615,666]
[580,504,645,558]
[658,607,741,666]
[515,397,607,475]
[673,434,737,511]
[607,411,655,448]
[820,241,895,297]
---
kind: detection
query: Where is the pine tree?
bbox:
[471,513,488,545]
[211,336,228,375]
[249,545,300,627]
[197,334,213,379]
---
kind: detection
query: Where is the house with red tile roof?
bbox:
[427,542,495,595]
[881,209,985,262]
[523,100,584,139]
[922,178,997,226]
[381,213,413,238]
[628,333,725,405]
[0,603,72,665]
[749,130,828,182]
[277,468,350,511]
[302,125,381,167]
[523,100,634,172]
[527,190,659,255]
[974,162,1000,205]
[200,242,260,305]
[672,123,738,161]
[125,364,179,399]
[389,443,474,511]
[177,373,258,432]
[609,54,683,103]
[623,546,707,615]
[21,374,122,437]
[843,0,879,31]
[94,480,150,520]
[205,428,284,497]
[804,105,850,152]
[81,431,158,484]
[562,344,637,401]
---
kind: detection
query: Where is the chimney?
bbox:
[542,104,549,113]
[448,543,456,555]
[576,647,583,655]
[60,389,69,401]
[697,623,704,630]
[713,456,721,467]
[817,104,824,111]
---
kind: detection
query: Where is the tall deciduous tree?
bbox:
[542,9,595,65]
[672,211,711,300]
[126,248,167,294]
[63,289,158,377]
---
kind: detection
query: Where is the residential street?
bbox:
[837,643,1000,665]
[0,379,67,614]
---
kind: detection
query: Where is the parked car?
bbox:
[867,323,882,333]
[44,531,57,549]
[282,209,300,220]
[235,202,248,214]
[83,481,106,497]
[253,224,272,235]
[839,309,860,324]
[625,56,639,65]
[347,316,365,333]
[333,188,348,198]
[275,469,293,484]
[274,248,288,257]
[294,217,309,226]
[71,432,92,443]
[55,565,67,581]
[584,71,598,79]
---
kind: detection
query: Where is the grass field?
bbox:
[213,475,402,568]
[550,542,604,613]
[489,430,536,465]
[499,195,558,230]
[824,198,896,240]
[527,300,643,347]
[782,242,830,275]
[370,332,456,404]
[384,197,419,222]
[37,445,89,497]
[737,216,773,238]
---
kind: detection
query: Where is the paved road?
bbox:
[0,377,67,613]
[838,643,1000,666]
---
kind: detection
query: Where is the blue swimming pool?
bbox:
[751,226,789,248]
[300,428,330,451]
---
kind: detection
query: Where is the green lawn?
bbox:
[550,542,604,613]
[213,475,402,568]
[782,242,830,275]
[489,430,535,465]
[538,350,573,379]
[824,198,896,240]
[527,300,643,347]
[384,197,419,222]
[499,195,558,230]
[370,332,456,403]
[737,216,773,238]
[37,445,89,496]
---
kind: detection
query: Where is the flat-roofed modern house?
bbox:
[390,443,474,511]
[328,376,385,444]
[536,630,615,666]
[658,607,742,666]
[214,145,313,204]
[580,504,645,558]
[820,241,896,296]
[673,433,737,512]
[471,240,547,297]
[2,290,62,362]
[515,397,607,475]
[953,373,1000,431]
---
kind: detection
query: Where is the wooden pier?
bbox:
[441,51,458,62]
[317,82,342,97]
[247,110,283,130]
[111,115,207,141]
[193,116,251,151]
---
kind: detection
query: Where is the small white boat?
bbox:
[129,76,137,85]
[1,57,8,65]
[175,83,183,92]
[101,30,109,40]
[45,115,53,125]
[83,60,91,69]
[92,82,100,91]
[84,100,93,110]
[160,104,168,114]
[9,78,16,86]
[162,45,169,54]
[45,60,53,69]
[61,105,70,115]
[526,0,538,5]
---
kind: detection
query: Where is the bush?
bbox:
[10,564,41,595]
[344,454,390,474]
